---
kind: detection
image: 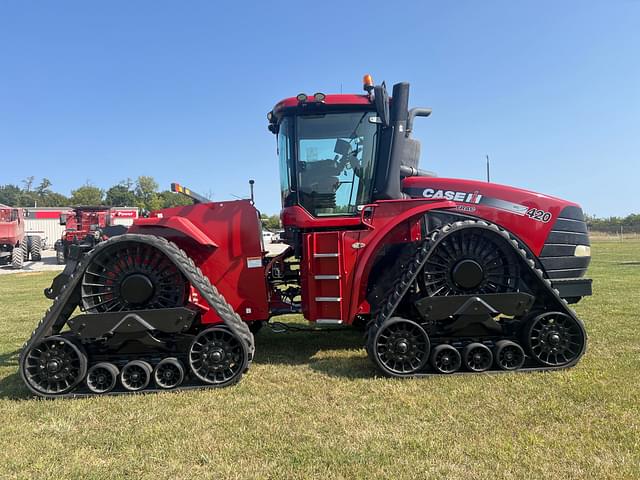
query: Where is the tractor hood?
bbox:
[402,176,585,256]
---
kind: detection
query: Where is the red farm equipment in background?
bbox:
[54,206,126,265]
[0,205,43,269]
[20,76,592,397]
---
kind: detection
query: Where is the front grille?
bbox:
[539,206,590,279]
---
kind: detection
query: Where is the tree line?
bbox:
[586,213,640,233]
[0,176,192,211]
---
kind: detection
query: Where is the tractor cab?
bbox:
[271,95,378,218]
[268,75,434,235]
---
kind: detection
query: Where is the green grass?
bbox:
[0,241,639,479]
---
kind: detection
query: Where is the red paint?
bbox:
[130,200,269,324]
[0,207,25,246]
[34,210,66,219]
[281,205,363,229]
[134,216,218,247]
[344,199,455,323]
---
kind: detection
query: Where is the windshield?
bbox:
[291,111,378,216]
[0,209,17,222]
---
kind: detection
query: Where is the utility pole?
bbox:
[486,155,491,182]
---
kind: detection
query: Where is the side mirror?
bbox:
[59,214,67,226]
[334,138,351,156]
[23,209,30,218]
[374,83,390,128]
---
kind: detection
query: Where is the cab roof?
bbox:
[272,94,372,115]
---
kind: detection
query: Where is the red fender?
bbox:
[347,199,455,321]
[130,216,218,247]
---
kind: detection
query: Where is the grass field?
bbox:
[0,241,639,479]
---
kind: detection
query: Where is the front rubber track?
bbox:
[368,219,588,376]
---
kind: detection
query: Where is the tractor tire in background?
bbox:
[11,244,25,269]
[56,249,65,264]
[29,236,42,262]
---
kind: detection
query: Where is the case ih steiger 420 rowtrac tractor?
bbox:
[0,205,42,269]
[19,76,592,397]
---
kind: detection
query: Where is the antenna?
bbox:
[486,155,491,182]
[249,179,255,204]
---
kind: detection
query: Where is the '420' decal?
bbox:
[526,208,552,223]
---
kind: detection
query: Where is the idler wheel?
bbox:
[463,342,493,372]
[523,312,586,367]
[189,327,248,387]
[120,360,152,391]
[86,362,119,394]
[21,335,88,396]
[153,357,185,389]
[494,340,526,371]
[369,317,430,377]
[430,344,462,374]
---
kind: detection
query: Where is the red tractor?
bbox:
[20,77,592,397]
[0,205,42,269]
[54,206,122,264]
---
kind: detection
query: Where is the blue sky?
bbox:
[0,1,638,217]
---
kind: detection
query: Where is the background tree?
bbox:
[42,192,71,207]
[22,176,35,192]
[0,184,22,206]
[159,190,194,208]
[260,213,281,230]
[35,178,52,196]
[135,176,161,211]
[70,184,104,205]
[32,178,70,206]
[105,181,137,206]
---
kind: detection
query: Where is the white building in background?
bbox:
[24,207,138,248]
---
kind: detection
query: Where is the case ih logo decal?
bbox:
[422,189,483,203]
[421,187,552,222]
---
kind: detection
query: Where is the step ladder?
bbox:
[307,232,344,325]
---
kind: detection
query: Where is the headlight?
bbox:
[574,245,591,257]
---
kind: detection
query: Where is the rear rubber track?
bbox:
[19,233,254,398]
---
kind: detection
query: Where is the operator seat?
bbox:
[298,159,340,213]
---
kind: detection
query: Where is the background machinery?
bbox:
[20,76,592,397]
[54,206,126,264]
[0,205,43,269]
